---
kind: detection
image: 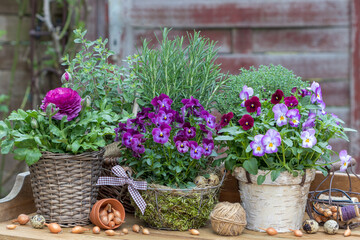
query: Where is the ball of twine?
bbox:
[210,202,247,236]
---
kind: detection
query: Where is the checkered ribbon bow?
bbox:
[96,165,147,214]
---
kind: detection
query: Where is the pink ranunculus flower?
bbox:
[40,87,82,121]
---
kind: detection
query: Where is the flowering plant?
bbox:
[115,94,228,188]
[0,87,119,165]
[214,82,356,184]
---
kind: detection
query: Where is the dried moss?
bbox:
[132,188,219,231]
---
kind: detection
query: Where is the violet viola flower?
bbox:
[183,122,196,139]
[122,131,142,148]
[271,89,284,104]
[300,128,317,148]
[238,114,254,131]
[40,87,82,121]
[158,109,174,125]
[326,145,332,150]
[302,113,316,130]
[300,88,312,97]
[175,137,190,153]
[310,81,323,104]
[189,141,204,159]
[272,103,288,127]
[202,138,214,156]
[181,96,204,117]
[245,96,261,113]
[152,124,171,144]
[199,124,213,139]
[239,85,254,107]
[201,110,216,129]
[219,112,234,128]
[250,134,265,157]
[131,137,145,154]
[284,96,298,108]
[339,150,352,172]
[151,94,173,110]
[286,109,301,127]
[261,129,281,154]
[256,107,261,117]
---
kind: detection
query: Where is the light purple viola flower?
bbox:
[151,94,173,110]
[301,128,317,148]
[339,150,352,172]
[175,137,189,153]
[326,145,332,150]
[286,109,301,127]
[261,129,281,154]
[131,137,145,154]
[189,141,204,159]
[152,123,171,144]
[272,103,288,127]
[202,138,214,156]
[256,107,261,116]
[302,113,316,130]
[183,122,196,139]
[239,85,254,107]
[250,134,265,157]
[201,110,216,129]
[310,81,323,104]
[318,101,326,115]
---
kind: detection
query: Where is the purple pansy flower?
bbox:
[40,87,82,121]
[302,112,316,130]
[183,122,196,139]
[250,134,265,157]
[271,89,284,104]
[245,96,261,113]
[131,137,145,154]
[202,138,214,156]
[300,128,317,148]
[239,85,254,107]
[256,107,261,116]
[199,124,213,139]
[286,109,301,127]
[339,150,352,172]
[201,110,216,129]
[175,137,189,153]
[310,82,323,104]
[152,124,171,144]
[158,109,174,125]
[238,114,254,131]
[261,129,281,154]
[181,96,204,117]
[151,94,173,110]
[300,88,312,97]
[284,96,298,108]
[272,103,288,127]
[189,141,204,159]
[122,131,142,148]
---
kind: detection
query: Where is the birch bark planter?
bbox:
[233,167,316,233]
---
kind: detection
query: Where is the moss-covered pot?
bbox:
[131,174,224,230]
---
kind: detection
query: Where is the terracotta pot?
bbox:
[90,198,125,229]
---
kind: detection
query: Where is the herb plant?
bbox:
[0,87,119,165]
[130,28,228,111]
[62,28,140,115]
[115,94,230,188]
[214,80,356,185]
[215,65,307,115]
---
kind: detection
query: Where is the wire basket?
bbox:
[131,169,226,231]
[306,160,360,229]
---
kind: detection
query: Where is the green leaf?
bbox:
[25,149,42,166]
[313,146,323,154]
[214,135,234,141]
[271,170,280,182]
[304,105,321,110]
[71,141,81,153]
[343,127,357,132]
[217,126,238,134]
[246,144,252,153]
[283,139,293,148]
[257,175,266,185]
[243,158,258,175]
[1,139,14,154]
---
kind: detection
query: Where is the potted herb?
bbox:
[214,66,356,232]
[113,94,231,230]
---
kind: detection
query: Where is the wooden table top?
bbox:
[0,213,358,240]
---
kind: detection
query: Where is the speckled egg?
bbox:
[194,176,207,187]
[30,214,46,229]
[208,174,220,186]
[324,220,339,235]
[302,219,319,234]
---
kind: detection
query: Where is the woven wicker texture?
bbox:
[29,150,104,227]
[210,202,247,236]
[97,157,135,213]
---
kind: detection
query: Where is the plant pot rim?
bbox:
[233,167,316,186]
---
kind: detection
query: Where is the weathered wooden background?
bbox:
[0,0,359,196]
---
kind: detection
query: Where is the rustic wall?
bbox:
[108,0,358,162]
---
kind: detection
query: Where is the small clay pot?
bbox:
[90,198,125,229]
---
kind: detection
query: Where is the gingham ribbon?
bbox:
[96,165,147,215]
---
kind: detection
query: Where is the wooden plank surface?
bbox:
[0,213,357,240]
[130,0,350,28]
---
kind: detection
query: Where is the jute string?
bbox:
[210,202,247,236]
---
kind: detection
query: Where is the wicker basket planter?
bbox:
[29,149,104,227]
[132,171,225,231]
[233,167,316,233]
